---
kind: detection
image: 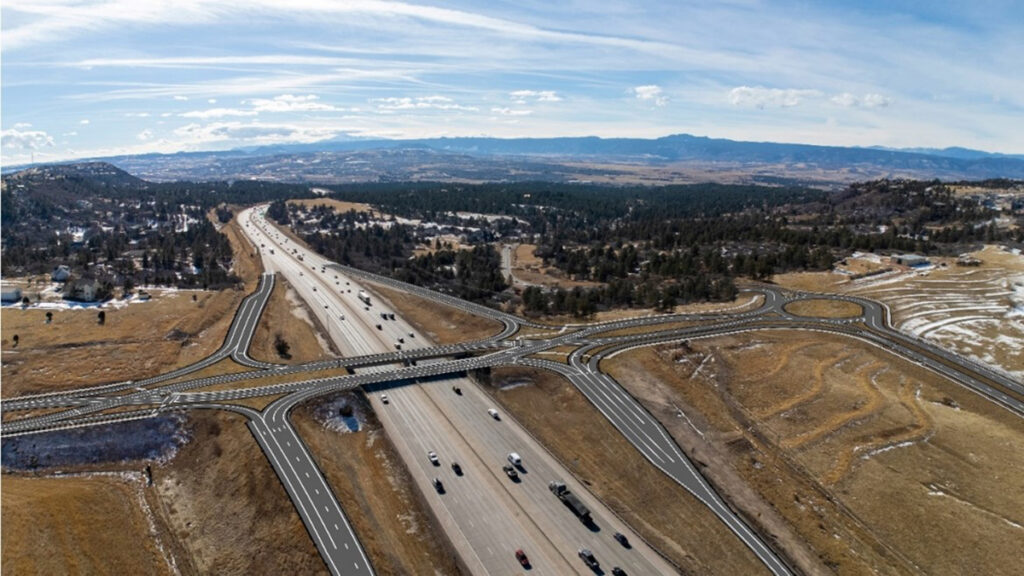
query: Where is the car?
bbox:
[398,337,405,343]
[487,408,500,420]
[502,464,519,480]
[408,332,415,338]
[380,394,389,404]
[452,385,461,395]
[451,462,463,475]
[388,313,395,320]
[339,314,345,320]
[611,568,626,576]
[515,549,530,567]
[376,324,383,330]
[613,532,630,548]
[507,452,522,466]
[578,548,599,569]
[428,451,439,465]
[395,344,401,350]
[312,286,316,291]
[432,478,444,493]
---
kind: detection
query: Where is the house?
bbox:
[891,253,930,267]
[52,265,71,282]
[1,284,23,303]
[64,279,99,302]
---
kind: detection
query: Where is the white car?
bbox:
[487,408,500,420]
[428,451,439,465]
[380,394,389,404]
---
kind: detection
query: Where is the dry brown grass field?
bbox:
[248,277,336,364]
[1,288,244,397]
[369,283,503,344]
[483,365,768,575]
[605,330,1024,576]
[288,197,374,214]
[783,299,863,318]
[1,474,174,575]
[151,410,326,574]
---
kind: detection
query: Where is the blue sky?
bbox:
[2,0,1022,165]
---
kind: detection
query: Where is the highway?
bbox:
[240,206,675,575]
[5,204,1024,576]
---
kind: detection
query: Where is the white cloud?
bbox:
[136,129,154,141]
[728,86,822,109]
[247,94,338,112]
[831,92,892,108]
[633,85,668,106]
[2,127,55,150]
[13,122,33,129]
[62,131,78,137]
[861,93,892,108]
[180,107,258,119]
[79,119,90,125]
[491,107,532,116]
[161,112,173,117]
[172,120,337,145]
[509,90,561,103]
[372,95,478,112]
[124,112,151,117]
[173,95,189,101]
[208,98,217,104]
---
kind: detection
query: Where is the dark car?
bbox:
[613,532,630,548]
[452,385,462,395]
[451,462,463,476]
[515,549,530,568]
[611,568,626,576]
[502,464,519,481]
[578,548,599,569]
[432,478,444,493]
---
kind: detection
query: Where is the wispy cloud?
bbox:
[136,129,154,141]
[728,86,822,109]
[632,85,668,106]
[180,108,258,119]
[372,95,477,112]
[248,94,339,113]
[831,92,892,108]
[510,90,561,103]
[491,107,532,116]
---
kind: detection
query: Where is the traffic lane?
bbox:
[248,417,372,576]
[427,372,676,575]
[370,380,570,575]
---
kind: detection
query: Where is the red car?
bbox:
[515,549,530,568]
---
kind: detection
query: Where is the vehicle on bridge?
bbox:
[358,289,371,305]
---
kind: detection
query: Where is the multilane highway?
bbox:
[5,204,1022,576]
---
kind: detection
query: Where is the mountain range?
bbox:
[7,134,1024,186]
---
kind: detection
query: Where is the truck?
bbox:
[549,481,592,523]
[357,290,371,305]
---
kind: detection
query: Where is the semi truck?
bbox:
[357,290,371,305]
[549,481,592,523]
